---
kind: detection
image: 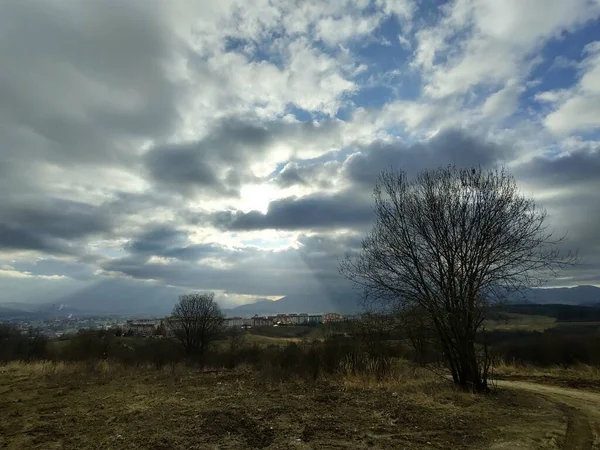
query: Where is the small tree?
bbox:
[168,292,225,356]
[341,166,575,392]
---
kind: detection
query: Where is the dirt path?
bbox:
[497,380,600,450]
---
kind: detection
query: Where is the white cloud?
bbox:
[316,14,383,46]
[543,41,600,134]
[377,0,415,21]
[0,269,68,280]
[414,0,600,98]
[481,79,525,119]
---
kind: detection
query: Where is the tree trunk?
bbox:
[453,337,488,393]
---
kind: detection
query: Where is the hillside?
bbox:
[229,285,600,317]
[517,285,600,306]
[494,303,600,322]
[228,291,362,316]
[0,361,574,449]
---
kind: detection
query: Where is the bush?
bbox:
[135,339,185,369]
[491,331,600,367]
[0,324,49,362]
[61,329,115,361]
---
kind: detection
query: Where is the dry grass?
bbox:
[0,360,565,449]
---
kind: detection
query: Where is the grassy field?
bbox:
[485,312,600,332]
[0,361,567,450]
[484,313,557,331]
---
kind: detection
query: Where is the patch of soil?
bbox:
[200,409,275,448]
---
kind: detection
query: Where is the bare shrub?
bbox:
[167,292,225,357]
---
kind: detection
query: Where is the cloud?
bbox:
[0,224,76,256]
[516,143,600,189]
[0,197,114,257]
[542,41,600,134]
[316,14,383,46]
[144,117,343,198]
[144,120,270,198]
[414,0,600,99]
[212,192,374,231]
[268,128,512,190]
[1,0,600,311]
[272,159,340,189]
[343,128,512,186]
[511,143,600,286]
[101,230,363,298]
[125,226,227,263]
[0,1,183,168]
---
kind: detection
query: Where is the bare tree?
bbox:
[340,166,575,392]
[399,305,438,366]
[168,292,225,356]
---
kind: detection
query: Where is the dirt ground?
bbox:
[0,361,570,450]
[497,380,600,450]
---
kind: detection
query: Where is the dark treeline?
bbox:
[483,328,600,367]
[0,324,406,380]
[3,320,600,375]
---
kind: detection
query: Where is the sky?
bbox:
[1,0,600,312]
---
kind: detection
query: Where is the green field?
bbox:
[484,313,558,331]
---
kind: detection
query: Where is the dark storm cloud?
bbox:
[0,1,182,168]
[212,129,511,231]
[267,128,511,191]
[0,0,189,265]
[1,199,113,240]
[143,124,261,197]
[212,192,374,231]
[275,163,309,187]
[272,160,338,189]
[343,128,512,187]
[127,227,189,255]
[0,198,113,255]
[515,146,600,188]
[124,226,227,262]
[495,144,600,287]
[144,118,340,197]
[0,224,75,255]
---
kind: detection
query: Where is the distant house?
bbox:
[125,319,159,337]
[297,313,309,325]
[274,313,288,325]
[323,313,344,323]
[308,314,323,324]
[252,315,273,327]
[273,313,300,325]
[225,317,244,328]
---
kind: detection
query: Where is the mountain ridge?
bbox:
[1,285,599,319]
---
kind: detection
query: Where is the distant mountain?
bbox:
[0,305,39,319]
[228,291,362,317]
[1,283,598,319]
[53,279,184,316]
[226,299,283,317]
[226,285,600,317]
[0,279,185,319]
[0,302,85,319]
[515,285,600,306]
